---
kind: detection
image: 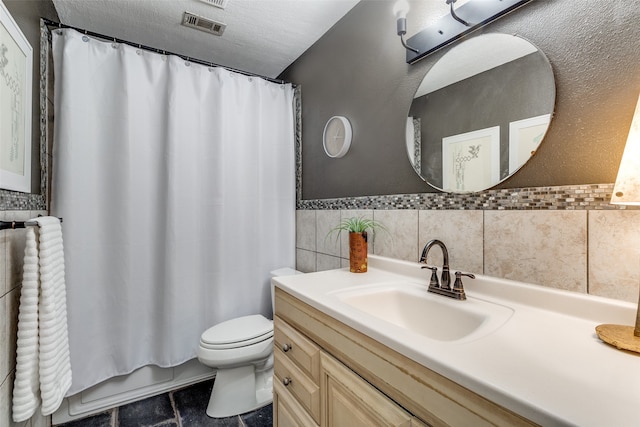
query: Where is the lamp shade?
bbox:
[611,94,640,205]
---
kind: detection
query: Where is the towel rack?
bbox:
[0,218,63,231]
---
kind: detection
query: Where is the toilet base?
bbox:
[206,365,273,418]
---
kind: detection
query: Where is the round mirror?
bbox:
[406,33,555,193]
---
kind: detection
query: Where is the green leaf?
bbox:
[326,216,387,242]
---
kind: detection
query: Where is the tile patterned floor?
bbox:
[54,380,273,427]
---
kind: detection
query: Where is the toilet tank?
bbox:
[270,268,302,314]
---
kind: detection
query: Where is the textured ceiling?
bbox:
[51,0,360,78]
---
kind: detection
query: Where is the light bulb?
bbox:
[393,0,410,19]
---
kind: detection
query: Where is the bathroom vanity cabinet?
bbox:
[273,287,535,427]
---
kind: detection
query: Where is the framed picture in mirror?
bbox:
[442,126,500,193]
[508,114,551,174]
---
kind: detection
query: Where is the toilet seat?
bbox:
[197,267,302,418]
[200,314,273,350]
[197,314,274,369]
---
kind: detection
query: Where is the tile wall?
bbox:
[296,207,640,303]
[1,210,51,427]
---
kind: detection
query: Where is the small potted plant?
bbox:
[329,216,386,273]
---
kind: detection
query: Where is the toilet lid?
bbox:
[201,314,273,347]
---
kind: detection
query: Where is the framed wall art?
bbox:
[442,126,500,193]
[0,1,32,193]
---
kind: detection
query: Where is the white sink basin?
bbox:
[330,281,514,342]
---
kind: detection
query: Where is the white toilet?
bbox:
[197,268,300,418]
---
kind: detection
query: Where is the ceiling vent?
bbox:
[182,12,226,36]
[198,0,229,10]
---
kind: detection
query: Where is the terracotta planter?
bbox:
[349,231,368,273]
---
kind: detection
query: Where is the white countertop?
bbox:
[273,255,640,427]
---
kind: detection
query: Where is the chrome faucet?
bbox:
[419,239,473,300]
[419,239,451,290]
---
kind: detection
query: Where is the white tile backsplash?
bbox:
[419,210,483,273]
[295,208,637,303]
[296,210,316,251]
[1,231,7,298]
[295,248,317,273]
[316,210,341,257]
[589,210,640,302]
[372,210,419,262]
[1,374,14,427]
[0,292,7,387]
[484,210,587,292]
[5,288,20,383]
[317,253,342,272]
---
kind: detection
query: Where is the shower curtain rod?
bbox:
[0,218,63,231]
[42,18,292,86]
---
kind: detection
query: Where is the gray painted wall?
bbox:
[280,0,640,200]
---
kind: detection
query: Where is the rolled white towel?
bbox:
[12,216,72,421]
[34,216,72,415]
[12,227,41,422]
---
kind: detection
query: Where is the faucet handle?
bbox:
[421,265,440,288]
[453,271,475,299]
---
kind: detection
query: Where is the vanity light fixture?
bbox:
[446,0,470,27]
[396,0,533,64]
[596,93,640,354]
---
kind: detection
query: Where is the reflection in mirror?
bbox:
[407,33,555,193]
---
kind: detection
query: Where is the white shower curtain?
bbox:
[50,29,296,395]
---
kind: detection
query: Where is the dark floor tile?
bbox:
[54,380,268,427]
[53,410,112,427]
[190,415,242,427]
[117,392,176,427]
[240,404,273,427]
[173,380,213,412]
[173,380,241,426]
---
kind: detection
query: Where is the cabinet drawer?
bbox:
[274,375,319,427]
[275,347,321,424]
[274,315,320,382]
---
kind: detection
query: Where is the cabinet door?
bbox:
[274,376,319,427]
[320,352,412,427]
